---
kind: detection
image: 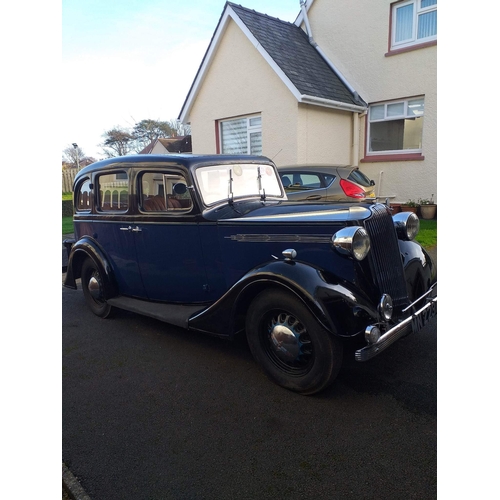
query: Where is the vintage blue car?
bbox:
[64,154,437,395]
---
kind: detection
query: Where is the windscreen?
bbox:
[195,163,284,206]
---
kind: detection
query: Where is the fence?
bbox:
[62,169,77,193]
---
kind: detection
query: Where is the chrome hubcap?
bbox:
[88,274,102,302]
[268,313,309,364]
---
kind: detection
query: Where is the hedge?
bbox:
[62,200,73,217]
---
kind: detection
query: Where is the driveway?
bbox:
[63,280,437,500]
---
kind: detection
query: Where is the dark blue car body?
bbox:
[64,154,437,394]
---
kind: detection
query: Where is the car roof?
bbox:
[75,154,275,180]
[277,165,354,174]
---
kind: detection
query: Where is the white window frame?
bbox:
[367,97,424,156]
[219,115,262,155]
[391,0,437,51]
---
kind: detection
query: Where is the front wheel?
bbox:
[245,290,343,395]
[81,258,113,318]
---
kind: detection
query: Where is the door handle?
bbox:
[305,195,322,200]
[120,226,132,231]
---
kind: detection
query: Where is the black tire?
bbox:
[245,289,343,395]
[81,258,113,318]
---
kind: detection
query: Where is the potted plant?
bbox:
[418,195,437,220]
[400,199,419,214]
[390,203,402,214]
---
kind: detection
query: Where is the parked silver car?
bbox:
[278,165,376,202]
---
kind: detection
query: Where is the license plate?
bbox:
[411,298,437,332]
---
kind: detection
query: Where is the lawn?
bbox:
[415,219,437,249]
[62,216,74,235]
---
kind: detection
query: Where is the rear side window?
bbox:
[323,174,335,187]
[75,178,92,212]
[97,172,129,212]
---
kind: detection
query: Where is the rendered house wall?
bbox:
[189,18,353,168]
[304,0,437,203]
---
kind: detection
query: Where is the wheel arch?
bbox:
[188,260,364,339]
[63,237,118,299]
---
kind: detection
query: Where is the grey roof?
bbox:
[228,3,365,107]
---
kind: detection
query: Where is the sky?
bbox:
[62,0,302,159]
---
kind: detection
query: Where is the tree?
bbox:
[132,119,176,152]
[62,144,86,170]
[167,119,191,138]
[100,127,135,157]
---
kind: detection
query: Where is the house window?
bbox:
[391,0,437,50]
[220,115,262,155]
[367,97,424,155]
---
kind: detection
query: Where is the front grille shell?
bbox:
[363,204,409,311]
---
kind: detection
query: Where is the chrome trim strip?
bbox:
[225,234,332,243]
[355,293,437,362]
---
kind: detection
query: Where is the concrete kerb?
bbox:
[62,463,92,500]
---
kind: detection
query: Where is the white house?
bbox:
[179,0,437,204]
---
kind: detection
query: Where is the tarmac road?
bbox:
[62,275,437,500]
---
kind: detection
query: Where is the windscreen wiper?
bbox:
[257,166,266,201]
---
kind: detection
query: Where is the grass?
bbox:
[62,216,74,235]
[415,218,437,249]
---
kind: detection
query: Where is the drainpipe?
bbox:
[352,113,359,166]
[300,0,314,43]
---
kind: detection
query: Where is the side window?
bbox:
[75,178,92,212]
[283,173,322,191]
[140,172,193,213]
[97,171,129,212]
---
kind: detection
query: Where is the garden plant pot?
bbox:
[390,204,402,214]
[419,204,437,219]
[400,205,418,214]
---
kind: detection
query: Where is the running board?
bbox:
[107,296,207,329]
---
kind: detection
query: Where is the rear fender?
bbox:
[188,260,379,338]
[63,237,118,299]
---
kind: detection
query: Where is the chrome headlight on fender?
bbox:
[393,212,420,241]
[332,226,371,261]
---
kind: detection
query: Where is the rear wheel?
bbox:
[245,289,343,395]
[81,258,113,318]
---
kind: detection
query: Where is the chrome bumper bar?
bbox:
[355,285,437,362]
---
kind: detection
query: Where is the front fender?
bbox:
[188,259,380,339]
[398,240,436,299]
[63,236,118,299]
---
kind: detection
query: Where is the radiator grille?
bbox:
[364,205,409,309]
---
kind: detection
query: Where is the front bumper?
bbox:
[355,283,437,362]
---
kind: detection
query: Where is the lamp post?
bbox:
[72,143,80,171]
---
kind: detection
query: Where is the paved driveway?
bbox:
[63,281,437,500]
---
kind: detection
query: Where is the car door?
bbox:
[94,170,148,299]
[280,172,327,201]
[133,169,210,303]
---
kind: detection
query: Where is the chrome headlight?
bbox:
[393,212,420,241]
[332,226,371,261]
